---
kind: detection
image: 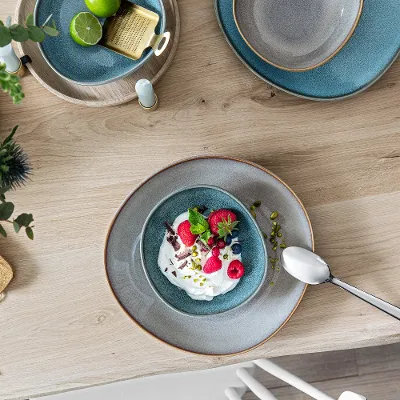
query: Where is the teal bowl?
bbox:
[140,185,267,316]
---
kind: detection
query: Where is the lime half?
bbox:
[70,12,102,47]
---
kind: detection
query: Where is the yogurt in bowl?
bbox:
[159,209,244,301]
[140,185,267,316]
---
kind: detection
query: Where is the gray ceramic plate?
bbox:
[105,157,314,355]
[234,0,363,71]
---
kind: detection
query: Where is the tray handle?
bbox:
[152,32,171,56]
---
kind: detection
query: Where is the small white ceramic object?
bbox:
[0,17,21,73]
[282,247,400,320]
[234,0,363,71]
[135,79,157,110]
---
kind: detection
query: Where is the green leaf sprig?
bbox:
[0,186,34,239]
[0,14,59,47]
[0,63,24,104]
[188,208,213,244]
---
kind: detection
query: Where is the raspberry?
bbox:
[177,220,197,247]
[212,248,220,257]
[227,260,245,279]
[216,239,226,249]
[203,256,222,274]
[207,236,215,246]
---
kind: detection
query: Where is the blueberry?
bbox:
[231,243,242,254]
[231,230,239,239]
[225,235,232,245]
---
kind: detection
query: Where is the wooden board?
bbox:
[14,0,180,107]
[0,0,399,398]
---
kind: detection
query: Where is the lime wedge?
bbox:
[70,12,102,47]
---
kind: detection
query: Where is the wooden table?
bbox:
[1,1,399,399]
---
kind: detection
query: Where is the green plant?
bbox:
[0,14,59,103]
[0,63,24,104]
[0,14,59,47]
[0,126,33,239]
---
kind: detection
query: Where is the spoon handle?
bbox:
[330,277,400,321]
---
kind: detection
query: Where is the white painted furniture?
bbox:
[37,359,366,400]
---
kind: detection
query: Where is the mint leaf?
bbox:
[188,208,209,235]
[190,224,206,234]
[200,230,212,243]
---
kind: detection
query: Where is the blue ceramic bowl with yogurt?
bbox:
[140,185,267,316]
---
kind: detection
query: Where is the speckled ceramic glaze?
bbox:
[216,0,400,99]
[234,0,363,71]
[141,185,267,316]
[105,157,314,355]
[34,0,165,85]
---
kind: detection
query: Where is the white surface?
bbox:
[36,362,254,400]
[35,358,368,400]
[135,78,156,108]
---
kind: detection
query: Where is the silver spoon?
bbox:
[282,246,400,321]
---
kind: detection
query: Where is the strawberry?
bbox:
[177,220,197,246]
[208,209,239,239]
[203,256,222,274]
[227,260,245,279]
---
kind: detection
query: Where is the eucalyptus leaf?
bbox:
[27,25,45,42]
[0,202,14,220]
[0,186,10,195]
[13,220,20,233]
[14,213,34,227]
[26,226,34,240]
[42,25,59,37]
[25,13,34,26]
[0,224,7,237]
[10,24,29,42]
[0,25,12,47]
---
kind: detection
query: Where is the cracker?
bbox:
[0,256,13,293]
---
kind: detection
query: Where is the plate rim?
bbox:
[215,0,400,101]
[33,0,166,86]
[104,156,314,356]
[233,0,364,72]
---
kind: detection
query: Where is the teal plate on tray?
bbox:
[34,0,165,85]
[215,0,400,100]
[141,185,267,316]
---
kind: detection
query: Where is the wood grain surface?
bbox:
[0,0,399,398]
[14,0,179,106]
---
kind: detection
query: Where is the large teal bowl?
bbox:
[140,185,267,316]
